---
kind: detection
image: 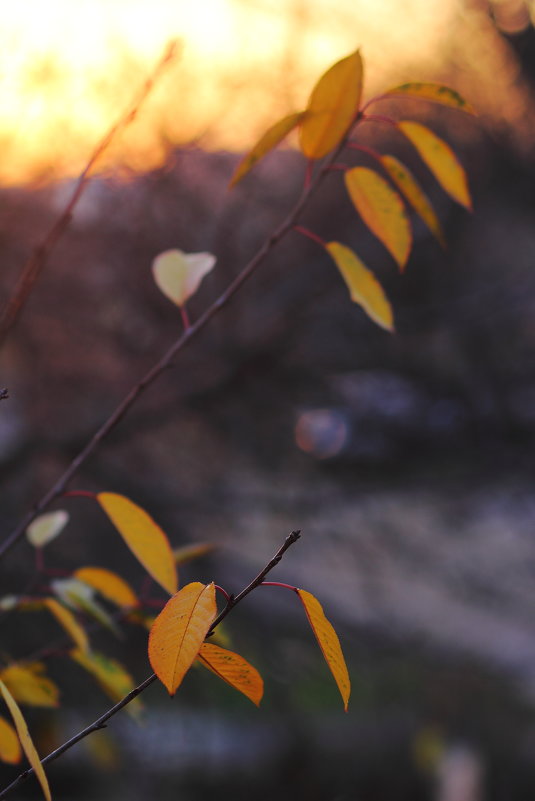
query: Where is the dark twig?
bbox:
[0,389,8,401]
[0,40,180,348]
[0,531,301,800]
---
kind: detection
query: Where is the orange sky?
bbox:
[0,0,533,185]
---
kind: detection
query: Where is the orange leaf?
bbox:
[0,679,51,801]
[197,643,263,706]
[148,582,216,696]
[300,50,363,159]
[385,83,475,114]
[73,567,139,609]
[380,155,445,248]
[0,715,22,764]
[230,111,305,186]
[325,241,394,332]
[344,166,412,269]
[296,589,351,711]
[97,493,178,595]
[397,120,472,210]
[0,664,59,708]
[43,598,89,653]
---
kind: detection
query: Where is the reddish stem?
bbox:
[214,584,231,602]
[293,226,326,248]
[304,160,314,189]
[361,113,398,128]
[346,142,383,164]
[260,581,298,593]
[180,305,191,331]
[62,490,96,500]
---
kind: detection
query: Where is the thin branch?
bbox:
[0,40,180,348]
[0,123,352,562]
[0,530,301,800]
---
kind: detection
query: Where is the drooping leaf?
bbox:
[344,166,412,269]
[173,542,216,566]
[300,50,363,159]
[0,664,59,708]
[97,493,178,596]
[73,567,138,609]
[296,589,351,711]
[397,120,472,209]
[51,578,121,637]
[325,242,394,331]
[148,582,216,696]
[230,111,305,186]
[152,249,216,308]
[43,598,89,653]
[384,82,475,114]
[197,643,263,706]
[0,680,51,801]
[26,510,69,548]
[70,649,141,718]
[380,155,445,247]
[0,715,22,764]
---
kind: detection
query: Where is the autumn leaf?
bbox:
[152,249,216,308]
[0,663,59,708]
[384,82,475,114]
[73,567,138,609]
[296,589,351,711]
[0,715,22,764]
[51,578,121,637]
[173,542,216,566]
[325,241,394,331]
[97,493,178,596]
[43,597,89,653]
[26,510,69,548]
[380,155,445,247]
[70,649,141,718]
[344,166,412,269]
[397,120,472,210]
[300,50,363,159]
[148,582,216,695]
[197,643,263,706]
[0,680,51,801]
[230,111,305,186]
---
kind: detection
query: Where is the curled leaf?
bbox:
[26,510,69,548]
[152,249,216,307]
[380,155,445,247]
[0,663,59,708]
[344,166,412,269]
[197,643,263,706]
[73,567,139,609]
[296,589,351,711]
[43,598,89,653]
[0,680,51,801]
[385,82,475,114]
[397,120,472,210]
[230,111,305,186]
[148,582,216,696]
[325,241,394,332]
[97,493,178,596]
[0,715,22,764]
[300,50,363,159]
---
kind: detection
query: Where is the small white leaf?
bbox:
[152,249,216,307]
[26,510,69,548]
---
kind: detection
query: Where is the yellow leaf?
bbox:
[325,242,394,332]
[197,643,263,707]
[51,578,121,637]
[0,715,22,764]
[43,598,89,653]
[26,510,69,548]
[0,664,59,708]
[148,582,216,696]
[97,493,178,596]
[0,679,51,801]
[152,249,216,308]
[73,567,139,609]
[70,649,141,718]
[230,111,305,186]
[397,120,472,210]
[300,50,363,159]
[296,589,351,712]
[380,155,445,248]
[173,542,216,566]
[385,83,475,114]
[344,166,412,269]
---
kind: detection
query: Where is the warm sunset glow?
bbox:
[0,0,533,186]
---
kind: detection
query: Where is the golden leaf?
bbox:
[148,582,216,696]
[197,643,263,706]
[0,714,22,764]
[0,663,59,708]
[173,542,216,566]
[296,589,351,711]
[73,567,138,609]
[230,111,305,186]
[43,598,89,653]
[385,83,475,114]
[70,649,141,718]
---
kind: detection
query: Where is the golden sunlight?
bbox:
[0,0,528,186]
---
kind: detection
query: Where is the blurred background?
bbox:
[2,0,535,798]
